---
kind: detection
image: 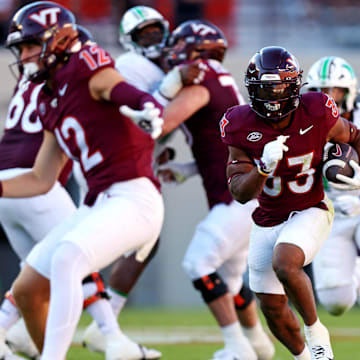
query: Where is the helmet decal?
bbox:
[28,7,62,27]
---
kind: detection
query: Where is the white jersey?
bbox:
[115,52,165,93]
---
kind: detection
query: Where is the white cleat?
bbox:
[309,345,333,360]
[105,332,161,360]
[82,320,106,352]
[82,321,161,359]
[6,319,39,360]
[210,347,256,360]
[0,328,26,360]
[245,330,275,360]
[210,337,257,360]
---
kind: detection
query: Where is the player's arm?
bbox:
[1,131,68,198]
[226,146,266,203]
[326,116,360,189]
[327,116,360,157]
[161,85,210,136]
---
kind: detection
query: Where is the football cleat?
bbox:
[244,328,275,360]
[210,339,257,360]
[210,347,256,360]
[82,320,106,352]
[0,327,27,360]
[105,332,161,360]
[310,345,334,360]
[6,318,39,359]
[82,321,161,359]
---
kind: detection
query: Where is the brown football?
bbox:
[322,143,359,183]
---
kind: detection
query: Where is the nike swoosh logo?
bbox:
[59,83,68,96]
[299,125,314,135]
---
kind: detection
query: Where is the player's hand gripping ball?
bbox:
[322,143,359,185]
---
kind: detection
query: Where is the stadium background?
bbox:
[0,0,359,309]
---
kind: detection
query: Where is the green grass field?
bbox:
[54,305,360,359]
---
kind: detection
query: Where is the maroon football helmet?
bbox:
[76,24,94,44]
[245,46,303,122]
[163,19,228,69]
[6,1,77,82]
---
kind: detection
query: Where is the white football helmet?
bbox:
[306,56,358,114]
[119,6,169,59]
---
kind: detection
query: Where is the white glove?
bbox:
[157,161,198,185]
[153,63,207,106]
[334,194,360,217]
[259,135,289,174]
[331,160,360,191]
[120,102,163,139]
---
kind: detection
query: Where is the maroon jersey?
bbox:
[38,44,159,206]
[0,77,72,185]
[183,59,244,208]
[221,92,339,226]
[0,78,44,170]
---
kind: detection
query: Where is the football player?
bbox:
[222,46,360,360]
[1,2,164,360]
[81,6,205,354]
[119,20,274,359]
[306,56,360,315]
[0,21,132,360]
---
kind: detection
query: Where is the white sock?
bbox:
[304,318,330,345]
[0,297,20,331]
[86,299,120,335]
[294,345,311,360]
[242,320,264,341]
[221,321,244,349]
[41,242,92,360]
[107,287,128,317]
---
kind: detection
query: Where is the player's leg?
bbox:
[12,264,50,352]
[25,178,163,360]
[183,201,257,360]
[219,236,274,360]
[108,239,160,315]
[312,216,359,315]
[249,205,334,359]
[0,179,76,358]
[82,241,160,354]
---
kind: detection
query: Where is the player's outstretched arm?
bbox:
[1,131,67,198]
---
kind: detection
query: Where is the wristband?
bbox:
[152,89,171,107]
[110,81,162,111]
[257,163,270,177]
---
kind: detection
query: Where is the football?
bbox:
[322,143,359,183]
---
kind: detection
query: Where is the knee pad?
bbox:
[234,284,254,310]
[82,272,109,309]
[193,272,228,303]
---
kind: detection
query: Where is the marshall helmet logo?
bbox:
[247,132,262,142]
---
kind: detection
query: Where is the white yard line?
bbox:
[73,326,360,345]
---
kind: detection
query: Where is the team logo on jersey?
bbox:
[219,116,229,137]
[247,132,262,142]
[29,7,61,27]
